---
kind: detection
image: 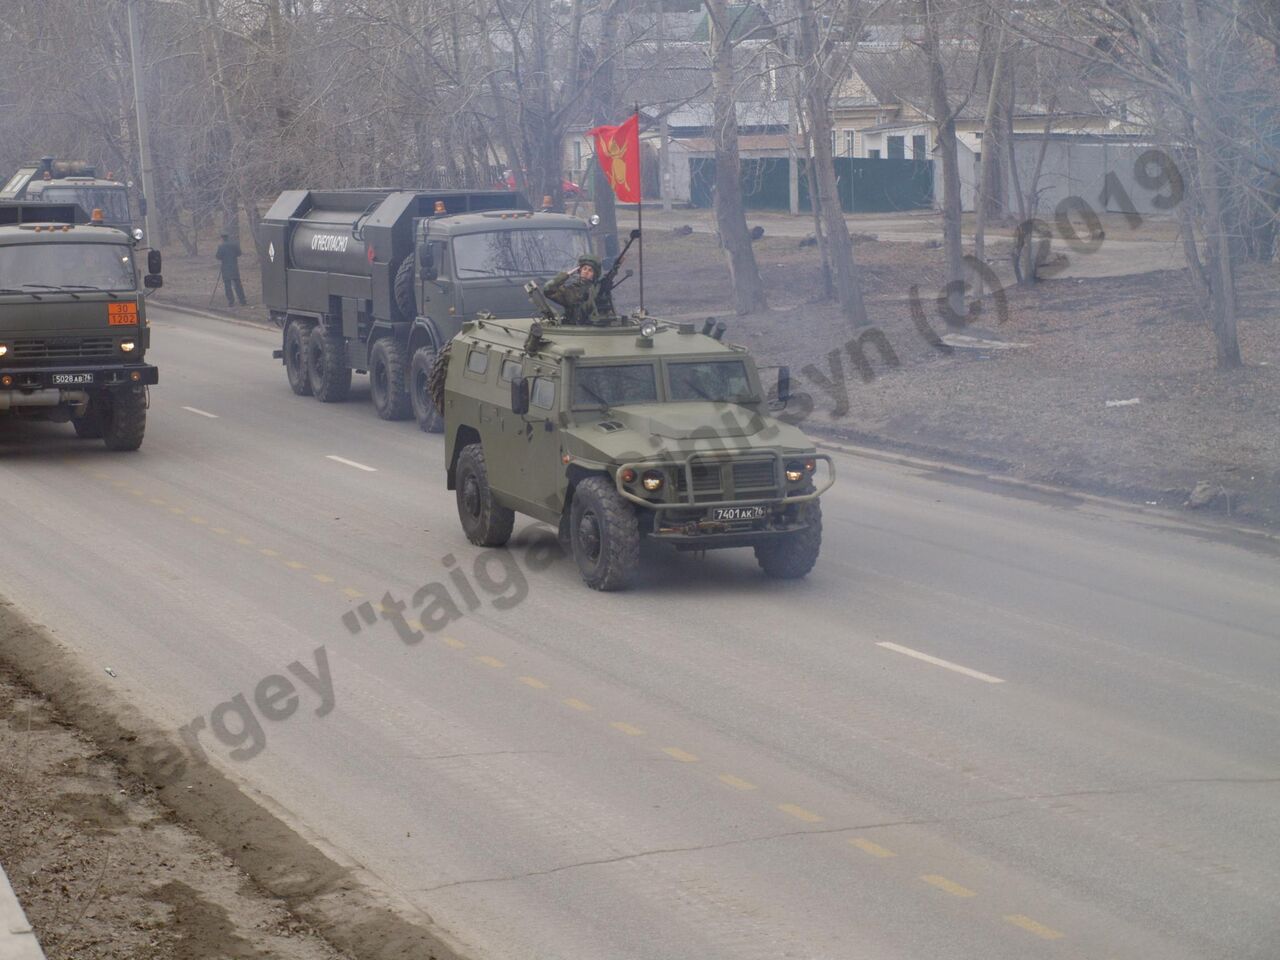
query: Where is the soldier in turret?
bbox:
[543,254,606,325]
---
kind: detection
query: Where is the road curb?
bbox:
[0,862,46,960]
[153,299,275,331]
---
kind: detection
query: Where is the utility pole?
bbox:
[126,0,159,245]
[657,2,672,212]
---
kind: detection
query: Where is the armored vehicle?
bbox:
[0,202,161,449]
[439,313,834,590]
[259,188,594,431]
[2,158,135,235]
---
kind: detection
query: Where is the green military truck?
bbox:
[439,312,834,590]
[2,158,136,236]
[0,201,161,450]
[259,188,595,432]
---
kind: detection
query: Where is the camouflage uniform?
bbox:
[543,255,608,325]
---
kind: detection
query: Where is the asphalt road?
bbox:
[2,305,1278,960]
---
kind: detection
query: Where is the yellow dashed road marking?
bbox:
[284,560,307,569]
[778,803,824,823]
[211,527,229,535]
[149,498,166,506]
[717,773,758,791]
[1004,915,1064,940]
[441,637,466,649]
[129,489,144,497]
[313,574,335,583]
[849,838,896,859]
[519,676,547,689]
[610,722,645,736]
[921,875,976,898]
[563,698,593,712]
[342,587,363,598]
[235,537,252,545]
[168,506,185,515]
[260,548,279,557]
[476,655,505,668]
[662,747,699,763]
[188,516,208,525]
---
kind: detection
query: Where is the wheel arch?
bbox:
[447,424,482,490]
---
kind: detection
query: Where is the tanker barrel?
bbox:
[287,217,374,276]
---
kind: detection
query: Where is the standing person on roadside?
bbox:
[215,233,248,307]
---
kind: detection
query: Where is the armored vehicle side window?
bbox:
[530,377,556,411]
[466,348,489,375]
[668,360,754,403]
[500,358,522,383]
[0,243,135,291]
[41,186,130,225]
[572,364,658,408]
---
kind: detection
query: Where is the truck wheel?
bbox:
[754,496,822,579]
[394,257,417,320]
[101,387,147,452]
[285,321,313,396]
[71,400,105,439]
[569,476,639,591]
[410,345,444,433]
[455,443,514,547]
[370,338,412,420]
[308,327,352,403]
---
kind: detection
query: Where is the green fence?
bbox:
[690,157,933,213]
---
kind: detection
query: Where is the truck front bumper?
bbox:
[0,363,158,409]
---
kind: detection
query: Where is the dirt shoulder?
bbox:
[0,599,469,960]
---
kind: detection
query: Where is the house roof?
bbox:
[661,100,790,130]
[690,3,776,43]
[672,133,797,153]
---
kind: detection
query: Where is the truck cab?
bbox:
[2,158,136,236]
[0,202,161,450]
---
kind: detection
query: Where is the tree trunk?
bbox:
[973,11,1007,299]
[920,0,965,317]
[705,0,766,313]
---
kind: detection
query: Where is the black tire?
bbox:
[754,495,822,579]
[101,387,147,452]
[394,257,416,320]
[370,337,412,420]
[71,400,104,439]
[285,320,313,396]
[308,326,352,403]
[569,476,639,591]
[455,443,515,547]
[410,344,444,433]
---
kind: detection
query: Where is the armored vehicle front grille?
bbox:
[675,463,722,502]
[732,460,778,490]
[13,337,115,363]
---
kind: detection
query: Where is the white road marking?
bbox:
[181,406,219,419]
[876,642,1005,684]
[326,455,378,473]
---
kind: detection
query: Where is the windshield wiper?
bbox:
[58,284,120,299]
[457,266,526,277]
[20,283,80,299]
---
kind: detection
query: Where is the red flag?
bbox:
[588,113,641,203]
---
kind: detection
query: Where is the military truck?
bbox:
[0,201,162,450]
[2,158,135,235]
[259,188,595,431]
[438,312,834,590]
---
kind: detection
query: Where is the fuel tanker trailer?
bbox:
[259,188,595,431]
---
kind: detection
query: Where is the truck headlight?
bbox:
[120,340,137,353]
[641,470,664,492]
[0,344,7,358]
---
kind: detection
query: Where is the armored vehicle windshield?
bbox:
[0,240,136,292]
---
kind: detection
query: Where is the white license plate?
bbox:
[51,373,95,385]
[712,505,767,521]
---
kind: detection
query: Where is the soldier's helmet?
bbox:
[577,254,602,273]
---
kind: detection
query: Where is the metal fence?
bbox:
[688,157,934,213]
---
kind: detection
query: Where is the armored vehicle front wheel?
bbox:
[754,496,822,579]
[456,443,515,547]
[284,321,313,396]
[569,477,640,591]
[101,386,147,452]
[410,345,444,433]
[370,338,412,420]
[308,327,352,403]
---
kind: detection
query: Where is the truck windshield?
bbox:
[667,360,755,402]
[453,228,589,278]
[573,364,659,408]
[40,186,130,225]
[0,243,136,292]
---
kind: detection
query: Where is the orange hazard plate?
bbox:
[108,302,138,325]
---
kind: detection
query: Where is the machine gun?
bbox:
[600,228,641,294]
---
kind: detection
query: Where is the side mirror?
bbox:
[147,249,161,274]
[511,376,530,416]
[144,274,163,289]
[777,366,791,403]
[418,245,437,280]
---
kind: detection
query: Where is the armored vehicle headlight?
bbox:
[785,462,806,482]
[120,340,137,353]
[641,470,665,492]
[132,228,144,241]
[620,467,638,484]
[638,319,658,339]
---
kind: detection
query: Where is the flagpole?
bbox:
[635,104,644,313]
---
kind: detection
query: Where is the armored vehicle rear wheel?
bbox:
[410,345,444,433]
[370,338,412,420]
[569,476,639,591]
[754,495,822,579]
[456,443,514,547]
[71,402,105,439]
[308,327,352,403]
[101,386,147,452]
[285,321,313,396]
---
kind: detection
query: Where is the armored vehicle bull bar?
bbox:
[613,450,835,510]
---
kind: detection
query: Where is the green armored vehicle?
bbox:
[439,312,834,590]
[0,202,162,450]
